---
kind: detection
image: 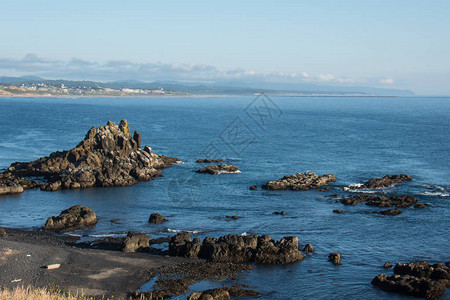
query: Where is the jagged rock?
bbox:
[381,208,402,216]
[333,209,346,214]
[341,195,418,208]
[0,172,41,196]
[372,261,450,299]
[329,252,341,265]
[302,244,314,253]
[353,174,412,189]
[169,233,304,264]
[2,120,179,193]
[0,227,6,237]
[196,159,224,163]
[384,262,392,268]
[122,231,152,252]
[262,171,336,191]
[148,213,168,224]
[195,164,239,175]
[42,205,97,233]
[249,185,258,190]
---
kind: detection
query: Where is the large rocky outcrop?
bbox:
[262,171,336,191]
[43,205,97,233]
[195,164,239,175]
[372,261,450,299]
[352,174,412,190]
[169,232,304,264]
[1,120,179,194]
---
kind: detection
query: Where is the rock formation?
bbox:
[262,171,336,190]
[196,159,224,163]
[329,252,341,265]
[195,164,239,174]
[341,195,418,208]
[1,120,179,194]
[148,213,168,224]
[372,261,450,299]
[188,286,259,300]
[352,174,412,189]
[169,232,304,264]
[43,205,97,233]
[122,231,152,252]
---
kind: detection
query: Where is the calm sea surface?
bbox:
[0,96,449,299]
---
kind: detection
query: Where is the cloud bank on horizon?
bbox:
[0,54,396,88]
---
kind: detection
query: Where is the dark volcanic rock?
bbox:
[2,120,179,193]
[249,185,258,190]
[353,174,412,189]
[169,233,304,264]
[122,231,152,252]
[195,164,239,175]
[372,261,450,299]
[329,252,341,265]
[196,158,224,163]
[262,171,336,191]
[341,194,418,208]
[42,205,97,233]
[148,213,168,224]
[381,208,402,216]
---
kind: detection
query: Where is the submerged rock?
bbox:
[372,261,450,299]
[2,120,179,193]
[196,158,224,163]
[122,231,152,252]
[148,213,168,224]
[333,209,346,214]
[169,232,304,264]
[249,185,258,190]
[353,174,412,190]
[380,208,402,216]
[42,205,97,233]
[195,164,239,174]
[262,171,336,191]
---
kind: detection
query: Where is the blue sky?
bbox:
[1,0,449,95]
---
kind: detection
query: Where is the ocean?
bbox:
[0,96,449,299]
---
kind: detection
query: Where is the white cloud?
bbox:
[0,53,365,86]
[380,77,394,85]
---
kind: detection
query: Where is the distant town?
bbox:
[0,76,415,97]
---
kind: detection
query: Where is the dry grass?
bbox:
[0,285,113,300]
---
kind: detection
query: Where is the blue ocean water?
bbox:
[0,96,449,299]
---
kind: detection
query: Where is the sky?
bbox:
[0,0,449,95]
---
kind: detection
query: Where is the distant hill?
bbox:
[0,76,415,96]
